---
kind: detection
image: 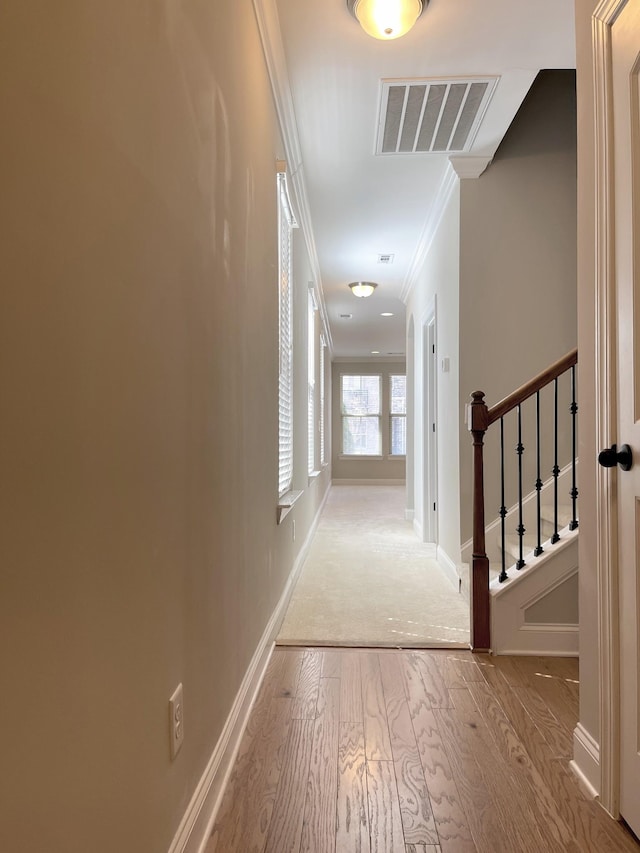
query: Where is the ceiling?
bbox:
[267,0,576,358]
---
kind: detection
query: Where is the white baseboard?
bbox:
[436,546,461,591]
[570,723,600,799]
[167,484,330,853]
[332,478,406,486]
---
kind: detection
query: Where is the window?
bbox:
[319,335,326,465]
[341,374,382,456]
[308,289,316,474]
[277,171,296,496]
[390,374,407,456]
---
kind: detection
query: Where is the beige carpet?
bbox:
[277,485,470,648]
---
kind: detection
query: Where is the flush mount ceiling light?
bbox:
[348,281,378,298]
[380,312,394,316]
[346,0,425,41]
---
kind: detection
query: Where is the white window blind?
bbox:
[319,334,326,465]
[307,289,316,475]
[278,172,296,496]
[390,374,407,456]
[341,374,382,456]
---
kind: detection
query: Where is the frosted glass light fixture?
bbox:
[348,281,377,298]
[346,0,424,41]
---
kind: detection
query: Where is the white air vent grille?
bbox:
[377,77,498,155]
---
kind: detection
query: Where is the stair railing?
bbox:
[468,349,578,651]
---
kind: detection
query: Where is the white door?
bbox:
[612,0,640,836]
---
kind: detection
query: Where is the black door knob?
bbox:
[598,443,633,471]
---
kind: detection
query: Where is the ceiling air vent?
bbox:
[376,77,498,155]
[377,253,394,264]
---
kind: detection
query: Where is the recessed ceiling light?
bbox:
[380,312,394,317]
[371,350,380,354]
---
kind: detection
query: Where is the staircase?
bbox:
[468,349,578,653]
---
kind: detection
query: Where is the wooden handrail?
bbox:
[487,349,578,425]
[468,348,578,652]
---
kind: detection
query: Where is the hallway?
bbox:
[277,486,469,648]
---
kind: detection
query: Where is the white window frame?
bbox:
[389,373,407,457]
[277,170,297,497]
[340,373,383,458]
[308,287,317,475]
[320,333,327,466]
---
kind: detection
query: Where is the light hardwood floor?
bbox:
[206,648,640,853]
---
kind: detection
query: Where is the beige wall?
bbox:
[575,0,601,765]
[406,185,462,559]
[459,70,578,544]
[0,4,329,852]
[332,360,406,482]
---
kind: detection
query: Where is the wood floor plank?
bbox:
[406,846,441,853]
[379,655,439,845]
[300,677,340,853]
[208,696,291,852]
[341,651,364,722]
[322,649,343,679]
[411,653,452,709]
[516,656,579,729]
[264,718,315,853]
[337,723,371,853]
[269,648,303,699]
[447,687,547,853]
[361,653,393,760]
[405,675,476,853]
[442,656,468,689]
[367,760,405,853]
[483,654,530,687]
[512,684,574,757]
[291,648,322,720]
[465,680,581,852]
[446,654,483,684]
[479,663,640,853]
[433,703,510,853]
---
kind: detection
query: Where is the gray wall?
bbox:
[332,360,406,482]
[0,4,329,852]
[459,70,578,544]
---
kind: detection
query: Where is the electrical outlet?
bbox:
[169,683,184,760]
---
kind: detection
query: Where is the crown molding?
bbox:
[400,161,458,303]
[252,0,333,353]
[448,155,493,179]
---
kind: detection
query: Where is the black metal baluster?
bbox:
[551,377,560,544]
[499,416,507,582]
[534,390,544,556]
[516,404,525,569]
[569,365,579,530]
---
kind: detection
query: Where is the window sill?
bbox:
[308,470,321,484]
[339,454,383,461]
[277,490,303,524]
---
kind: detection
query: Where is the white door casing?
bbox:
[423,314,438,543]
[593,0,640,832]
[612,0,640,835]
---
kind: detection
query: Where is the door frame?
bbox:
[423,303,438,544]
[593,0,628,818]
